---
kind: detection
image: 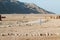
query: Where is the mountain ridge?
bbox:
[0,1,55,14]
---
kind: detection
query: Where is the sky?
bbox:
[18,0,60,14]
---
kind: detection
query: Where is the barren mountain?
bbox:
[0,1,55,14]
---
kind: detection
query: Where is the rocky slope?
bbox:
[0,1,55,14]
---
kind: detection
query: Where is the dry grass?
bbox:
[0,14,60,40]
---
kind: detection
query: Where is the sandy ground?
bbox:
[0,14,60,40]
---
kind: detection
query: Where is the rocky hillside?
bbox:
[0,1,55,14]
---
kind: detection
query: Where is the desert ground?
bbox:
[0,14,60,40]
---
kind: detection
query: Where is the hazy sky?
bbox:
[18,0,60,14]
